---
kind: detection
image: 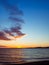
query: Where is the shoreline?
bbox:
[0,60,49,65]
[0,47,49,49]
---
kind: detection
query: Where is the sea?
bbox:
[0,48,49,64]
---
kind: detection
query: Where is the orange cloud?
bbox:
[14,34,26,38]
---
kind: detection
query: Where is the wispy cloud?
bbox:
[0,0,26,40]
[0,31,11,40]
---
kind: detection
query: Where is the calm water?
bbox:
[0,48,49,64]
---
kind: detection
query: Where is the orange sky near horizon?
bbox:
[0,36,49,48]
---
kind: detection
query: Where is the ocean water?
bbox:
[0,48,49,64]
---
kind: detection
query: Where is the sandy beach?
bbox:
[0,60,49,65]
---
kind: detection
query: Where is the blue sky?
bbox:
[18,0,49,43]
[0,0,49,47]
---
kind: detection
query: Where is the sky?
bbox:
[0,0,49,48]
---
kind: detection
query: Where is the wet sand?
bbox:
[0,60,49,65]
[23,60,49,65]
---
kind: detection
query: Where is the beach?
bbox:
[0,60,49,65]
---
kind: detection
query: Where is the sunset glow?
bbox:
[0,0,49,48]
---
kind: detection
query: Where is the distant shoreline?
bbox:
[0,47,49,49]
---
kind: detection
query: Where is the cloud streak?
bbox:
[0,31,11,40]
[0,0,25,40]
